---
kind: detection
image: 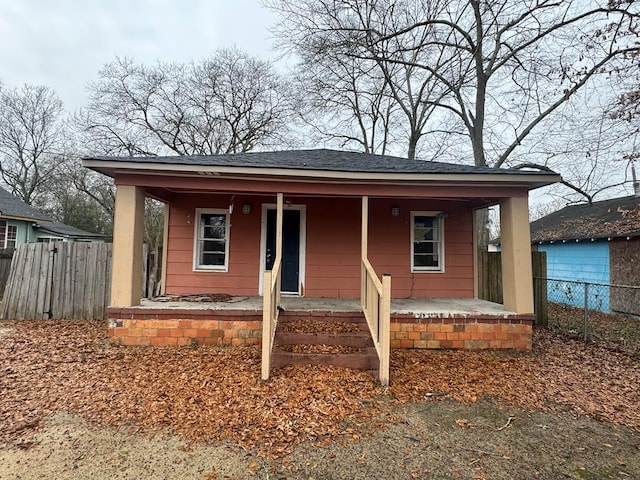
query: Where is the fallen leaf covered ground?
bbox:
[1,321,638,457]
[548,302,640,356]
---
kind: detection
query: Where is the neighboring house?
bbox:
[0,186,51,248]
[35,221,107,243]
[0,186,106,247]
[83,148,559,362]
[530,194,640,315]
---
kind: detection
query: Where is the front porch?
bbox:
[107,296,534,352]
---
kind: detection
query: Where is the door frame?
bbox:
[259,203,307,296]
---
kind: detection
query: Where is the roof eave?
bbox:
[82,159,561,190]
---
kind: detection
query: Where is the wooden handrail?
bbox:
[261,253,281,381]
[361,257,391,386]
[262,193,284,381]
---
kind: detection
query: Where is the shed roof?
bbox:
[530,195,640,243]
[0,186,50,222]
[83,148,560,189]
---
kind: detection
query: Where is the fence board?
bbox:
[0,248,14,298]
[479,251,547,324]
[1,242,114,320]
[532,252,548,326]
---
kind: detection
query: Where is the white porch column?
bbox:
[499,195,534,314]
[111,185,145,307]
[360,196,368,310]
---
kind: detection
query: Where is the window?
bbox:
[6,225,16,249]
[0,220,16,249]
[411,212,444,272]
[194,209,229,271]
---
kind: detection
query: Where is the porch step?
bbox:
[271,347,379,370]
[274,332,373,348]
[271,312,379,374]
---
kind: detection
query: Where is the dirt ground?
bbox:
[1,401,638,479]
[1,320,639,479]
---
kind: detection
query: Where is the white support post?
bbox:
[361,196,368,310]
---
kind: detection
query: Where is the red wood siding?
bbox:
[164,194,474,298]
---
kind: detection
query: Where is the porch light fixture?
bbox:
[242,203,251,214]
[391,206,400,217]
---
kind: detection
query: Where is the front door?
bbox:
[265,209,301,294]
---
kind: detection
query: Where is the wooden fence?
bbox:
[479,251,548,325]
[1,242,112,321]
[0,248,14,299]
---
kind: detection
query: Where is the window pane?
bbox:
[204,226,225,239]
[201,252,225,266]
[414,253,439,267]
[414,216,435,228]
[201,240,225,253]
[415,227,435,241]
[414,241,435,254]
[201,214,226,239]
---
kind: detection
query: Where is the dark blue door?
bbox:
[266,209,300,293]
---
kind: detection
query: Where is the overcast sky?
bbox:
[0,0,277,110]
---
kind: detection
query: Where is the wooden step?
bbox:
[270,313,379,373]
[274,331,374,348]
[271,347,379,370]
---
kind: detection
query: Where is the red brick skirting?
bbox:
[390,314,534,352]
[107,308,262,346]
[107,307,534,351]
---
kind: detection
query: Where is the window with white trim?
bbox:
[411,212,444,272]
[0,220,16,249]
[194,209,229,271]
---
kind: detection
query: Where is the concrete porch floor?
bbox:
[136,296,517,318]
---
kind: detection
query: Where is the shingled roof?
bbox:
[86,149,517,174]
[35,221,108,240]
[530,195,640,243]
[0,186,50,222]
[83,148,559,188]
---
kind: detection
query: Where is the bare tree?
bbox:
[292,56,399,154]
[0,84,68,205]
[78,47,292,156]
[269,0,455,159]
[267,0,639,167]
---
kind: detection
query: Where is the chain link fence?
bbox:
[535,277,640,356]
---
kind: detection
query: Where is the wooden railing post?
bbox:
[379,274,391,387]
[261,270,273,381]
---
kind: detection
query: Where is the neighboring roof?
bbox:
[36,221,108,240]
[83,148,560,189]
[530,195,640,243]
[0,186,50,223]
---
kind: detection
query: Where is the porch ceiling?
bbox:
[108,172,531,208]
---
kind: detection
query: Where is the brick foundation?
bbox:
[390,314,534,351]
[107,307,533,352]
[107,307,262,346]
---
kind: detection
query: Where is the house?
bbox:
[530,194,640,315]
[34,221,108,243]
[0,186,51,248]
[0,186,107,246]
[83,149,559,384]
